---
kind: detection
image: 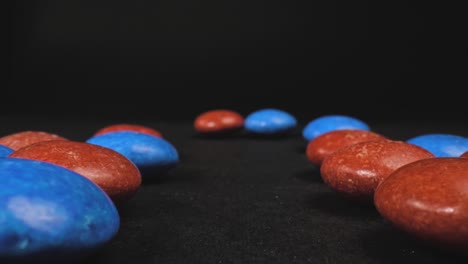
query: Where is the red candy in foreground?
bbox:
[9,140,142,204]
[0,131,68,151]
[320,140,435,201]
[306,129,388,167]
[94,123,163,138]
[194,109,244,133]
[375,158,468,252]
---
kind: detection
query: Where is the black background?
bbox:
[5,1,467,122]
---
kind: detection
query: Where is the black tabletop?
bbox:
[1,116,467,264]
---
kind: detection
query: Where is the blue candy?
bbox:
[0,158,119,263]
[302,115,370,141]
[245,108,297,134]
[0,145,13,157]
[406,133,468,157]
[86,131,179,174]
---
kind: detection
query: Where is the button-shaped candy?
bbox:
[86,131,179,175]
[9,140,142,204]
[0,158,119,263]
[302,115,370,141]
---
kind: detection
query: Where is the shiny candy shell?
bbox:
[0,158,119,263]
[0,145,13,157]
[94,123,163,138]
[244,108,297,134]
[194,109,244,133]
[86,131,179,174]
[320,140,435,201]
[9,140,142,204]
[406,133,468,157]
[306,129,388,167]
[0,131,68,151]
[374,158,468,251]
[302,115,370,141]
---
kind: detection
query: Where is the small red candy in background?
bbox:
[374,158,468,252]
[194,109,244,133]
[306,129,388,167]
[0,131,68,151]
[94,123,163,138]
[9,140,142,204]
[461,151,468,158]
[320,140,435,202]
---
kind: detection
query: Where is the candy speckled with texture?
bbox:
[375,158,468,252]
[9,140,142,204]
[0,131,68,151]
[94,123,163,138]
[245,108,297,134]
[302,115,370,141]
[0,145,13,157]
[306,129,388,167]
[0,158,119,263]
[86,131,179,174]
[194,109,244,133]
[320,140,435,201]
[406,133,468,157]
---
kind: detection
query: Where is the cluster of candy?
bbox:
[195,109,468,252]
[194,108,297,135]
[301,115,468,252]
[0,125,179,263]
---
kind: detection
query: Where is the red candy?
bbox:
[306,129,388,167]
[0,131,68,151]
[375,158,468,251]
[94,123,163,138]
[320,140,435,201]
[461,151,468,158]
[194,109,244,133]
[9,140,142,204]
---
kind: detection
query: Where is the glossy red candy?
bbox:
[0,131,68,151]
[94,123,163,138]
[375,158,468,251]
[194,109,244,133]
[320,140,435,201]
[9,140,142,204]
[306,129,388,167]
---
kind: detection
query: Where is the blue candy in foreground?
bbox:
[245,108,297,134]
[302,115,370,141]
[406,133,468,157]
[86,131,179,174]
[0,158,119,263]
[0,145,13,157]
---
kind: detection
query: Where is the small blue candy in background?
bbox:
[245,108,297,134]
[0,145,13,157]
[406,133,468,157]
[86,131,179,175]
[0,158,119,263]
[302,115,370,141]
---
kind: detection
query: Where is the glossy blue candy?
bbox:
[0,158,119,263]
[406,133,468,157]
[302,115,370,141]
[244,108,297,134]
[0,145,13,157]
[86,131,179,174]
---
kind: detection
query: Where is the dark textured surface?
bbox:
[1,116,467,264]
